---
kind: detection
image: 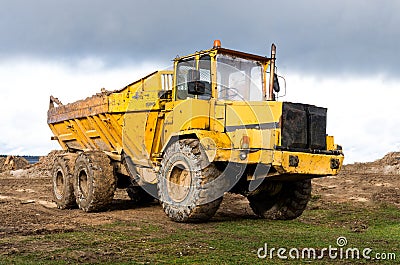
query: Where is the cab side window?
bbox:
[176,58,195,100]
[176,55,211,100]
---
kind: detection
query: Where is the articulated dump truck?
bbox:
[48,40,344,222]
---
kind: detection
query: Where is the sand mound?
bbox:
[372,152,400,166]
[313,151,400,208]
[34,150,64,172]
[342,152,400,175]
[0,156,30,172]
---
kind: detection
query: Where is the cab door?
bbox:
[163,55,213,141]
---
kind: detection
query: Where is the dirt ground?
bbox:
[313,152,400,207]
[0,151,399,240]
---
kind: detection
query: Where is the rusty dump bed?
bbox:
[47,71,173,155]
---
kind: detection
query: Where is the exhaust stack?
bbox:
[268,43,276,101]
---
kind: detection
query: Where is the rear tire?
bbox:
[158,139,223,222]
[52,153,77,209]
[248,179,312,220]
[73,151,116,212]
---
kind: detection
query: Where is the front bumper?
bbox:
[215,148,344,177]
[272,150,344,176]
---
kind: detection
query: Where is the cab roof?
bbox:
[174,47,271,63]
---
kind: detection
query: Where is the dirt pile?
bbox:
[0,156,30,172]
[35,150,64,172]
[17,150,65,178]
[375,152,400,166]
[342,152,400,175]
[313,152,400,208]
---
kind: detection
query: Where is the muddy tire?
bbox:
[158,139,223,222]
[52,153,77,209]
[73,151,116,212]
[248,179,312,220]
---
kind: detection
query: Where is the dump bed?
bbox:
[47,71,173,160]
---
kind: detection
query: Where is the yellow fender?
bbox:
[161,130,232,163]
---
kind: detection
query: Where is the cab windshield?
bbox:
[217,54,263,101]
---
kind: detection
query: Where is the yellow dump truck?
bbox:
[48,40,344,222]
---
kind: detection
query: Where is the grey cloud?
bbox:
[1,0,399,76]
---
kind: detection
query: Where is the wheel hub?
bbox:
[54,169,64,198]
[167,161,192,202]
[78,169,89,198]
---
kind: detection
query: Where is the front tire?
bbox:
[248,179,312,220]
[158,139,223,222]
[73,151,116,212]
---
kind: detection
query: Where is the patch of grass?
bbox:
[0,202,399,264]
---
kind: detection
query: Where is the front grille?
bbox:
[281,102,327,150]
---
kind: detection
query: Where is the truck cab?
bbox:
[160,41,343,177]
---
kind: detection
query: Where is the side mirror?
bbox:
[273,73,280,93]
[188,80,210,95]
[187,69,209,95]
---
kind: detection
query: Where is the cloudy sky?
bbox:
[0,0,399,163]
